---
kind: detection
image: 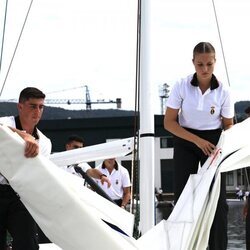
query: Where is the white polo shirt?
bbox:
[167,74,234,130]
[61,162,91,177]
[95,162,131,200]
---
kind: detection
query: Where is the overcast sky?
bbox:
[0,0,249,114]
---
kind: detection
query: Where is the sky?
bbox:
[0,0,249,114]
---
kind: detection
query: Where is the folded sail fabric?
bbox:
[0,125,136,250]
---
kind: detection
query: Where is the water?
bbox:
[156,200,246,249]
[227,200,246,249]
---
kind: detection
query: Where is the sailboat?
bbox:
[1,0,250,249]
[1,109,250,250]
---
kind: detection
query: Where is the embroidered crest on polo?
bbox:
[210,106,215,115]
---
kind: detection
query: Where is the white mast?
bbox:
[139,0,155,234]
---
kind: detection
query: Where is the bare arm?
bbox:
[243,197,249,219]
[164,107,217,156]
[86,169,111,187]
[222,117,234,130]
[121,187,131,208]
[8,127,39,158]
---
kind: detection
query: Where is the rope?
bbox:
[0,0,34,97]
[0,0,8,80]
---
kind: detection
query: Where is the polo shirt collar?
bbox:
[190,73,219,90]
[14,116,39,140]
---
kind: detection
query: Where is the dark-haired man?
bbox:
[63,135,110,186]
[0,87,52,250]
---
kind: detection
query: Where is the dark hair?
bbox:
[102,159,118,169]
[19,87,46,103]
[66,135,85,146]
[245,106,250,115]
[193,42,215,59]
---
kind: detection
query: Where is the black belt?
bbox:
[184,127,222,135]
[0,185,19,197]
[0,184,12,191]
[114,199,122,206]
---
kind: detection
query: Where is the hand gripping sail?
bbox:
[137,118,250,250]
[0,125,136,250]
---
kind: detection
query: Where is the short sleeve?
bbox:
[221,88,235,119]
[122,168,131,188]
[166,80,183,110]
[78,162,91,172]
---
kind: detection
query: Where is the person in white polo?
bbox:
[164,42,234,250]
[0,87,52,250]
[95,158,131,209]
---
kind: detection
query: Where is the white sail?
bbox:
[0,125,136,250]
[137,117,250,249]
[1,118,250,249]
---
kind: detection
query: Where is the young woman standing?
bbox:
[164,42,234,250]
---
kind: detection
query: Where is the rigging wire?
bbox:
[0,0,34,98]
[0,0,8,79]
[212,0,238,123]
[211,0,231,87]
[212,0,249,188]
